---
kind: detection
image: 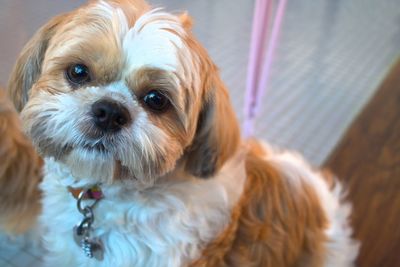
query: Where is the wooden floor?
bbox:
[325,58,400,267]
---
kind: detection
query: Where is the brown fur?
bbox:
[190,141,328,267]
[8,0,239,180]
[7,0,150,111]
[178,12,193,30]
[98,0,150,27]
[4,1,338,265]
[182,32,241,178]
[7,14,69,111]
[128,68,187,134]
[0,89,43,233]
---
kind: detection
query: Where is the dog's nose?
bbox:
[91,99,131,132]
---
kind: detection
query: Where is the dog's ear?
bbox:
[178,12,193,31]
[7,14,68,112]
[184,75,240,178]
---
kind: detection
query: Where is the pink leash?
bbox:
[243,0,288,137]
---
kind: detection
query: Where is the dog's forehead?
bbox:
[92,2,187,75]
[123,11,186,74]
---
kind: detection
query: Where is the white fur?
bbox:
[93,2,196,87]
[22,78,171,184]
[22,3,358,266]
[261,143,360,267]
[93,0,129,43]
[26,4,198,183]
[39,151,247,267]
[38,141,359,267]
[123,9,185,74]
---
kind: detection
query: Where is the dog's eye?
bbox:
[66,64,91,86]
[143,90,170,112]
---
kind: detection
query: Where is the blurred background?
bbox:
[0,0,399,266]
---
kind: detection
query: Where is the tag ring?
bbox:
[77,189,100,214]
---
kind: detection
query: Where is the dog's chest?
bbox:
[39,160,241,267]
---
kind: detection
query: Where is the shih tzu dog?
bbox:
[1,0,359,266]
[0,88,42,234]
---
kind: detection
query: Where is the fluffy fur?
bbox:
[3,0,359,266]
[0,88,42,233]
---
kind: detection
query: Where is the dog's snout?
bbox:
[91,99,131,132]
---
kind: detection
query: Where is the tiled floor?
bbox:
[0,233,42,266]
[0,0,399,266]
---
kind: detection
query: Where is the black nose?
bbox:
[91,99,131,132]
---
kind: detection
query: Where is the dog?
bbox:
[2,0,359,266]
[0,88,42,234]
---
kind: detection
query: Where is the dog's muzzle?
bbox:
[91,99,131,133]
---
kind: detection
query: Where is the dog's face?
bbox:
[9,0,239,187]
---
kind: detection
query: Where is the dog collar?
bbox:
[68,185,104,200]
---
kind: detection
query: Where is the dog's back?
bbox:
[191,140,359,267]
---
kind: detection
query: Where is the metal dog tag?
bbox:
[72,188,104,261]
[73,224,104,261]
